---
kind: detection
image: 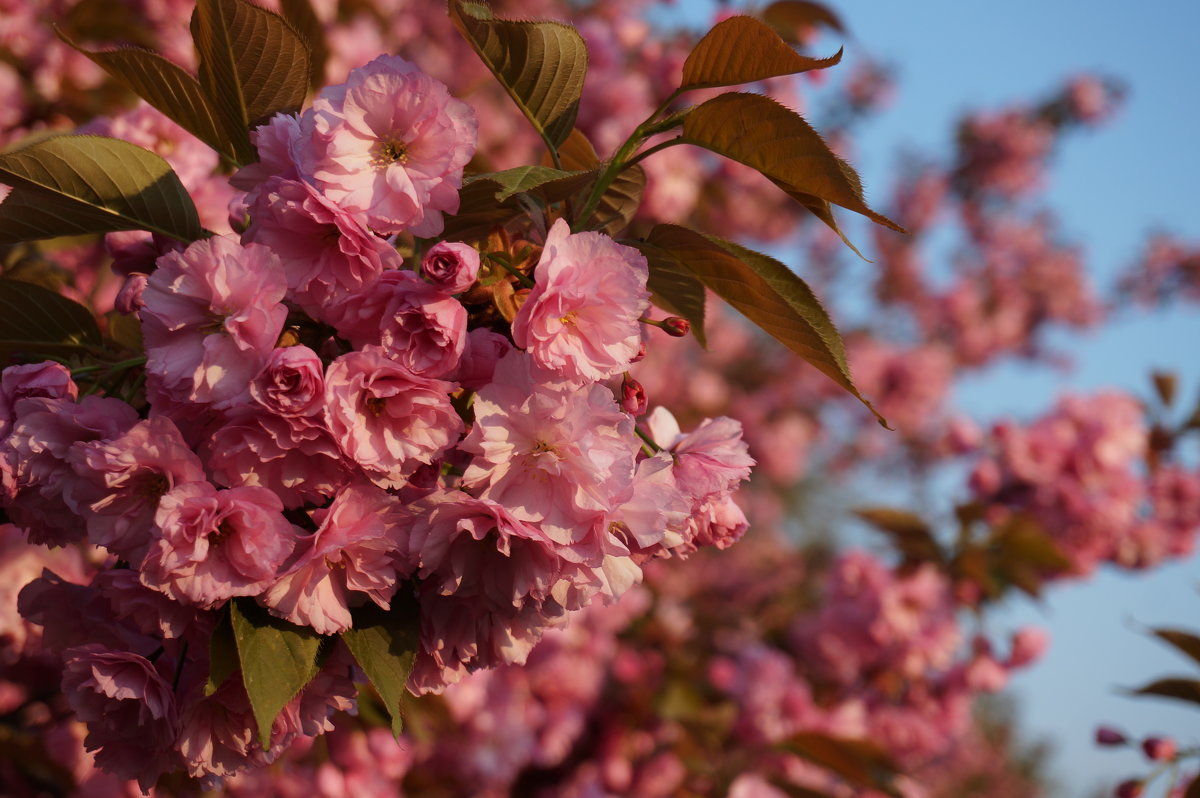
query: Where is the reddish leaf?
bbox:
[781,732,901,797]
[1130,678,1200,707]
[1150,628,1200,668]
[855,507,943,564]
[680,92,905,254]
[643,224,886,425]
[761,0,847,43]
[681,15,841,91]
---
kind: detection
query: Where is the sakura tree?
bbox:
[0,0,1193,797]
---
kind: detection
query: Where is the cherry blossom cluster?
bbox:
[2,49,754,788]
[968,392,1200,574]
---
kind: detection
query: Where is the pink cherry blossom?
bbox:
[72,413,206,563]
[242,176,400,319]
[461,351,640,557]
[421,241,480,294]
[301,54,477,236]
[5,395,139,547]
[141,482,301,608]
[141,236,288,408]
[61,644,181,790]
[263,482,404,634]
[324,347,462,489]
[250,345,327,418]
[207,409,350,509]
[402,490,581,693]
[511,218,651,382]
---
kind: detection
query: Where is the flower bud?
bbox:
[1115,779,1143,798]
[662,317,690,337]
[421,241,481,294]
[1141,736,1177,761]
[1095,726,1127,746]
[620,374,647,416]
[114,273,149,315]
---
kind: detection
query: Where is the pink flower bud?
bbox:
[621,374,647,416]
[1141,736,1177,761]
[114,273,149,315]
[1008,627,1049,668]
[1115,779,1144,798]
[662,316,690,337]
[421,241,481,294]
[1095,726,1127,746]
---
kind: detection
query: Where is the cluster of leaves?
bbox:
[856,503,1071,606]
[0,0,908,753]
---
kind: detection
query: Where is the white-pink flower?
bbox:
[511,218,650,383]
[646,406,756,506]
[140,236,288,408]
[301,55,477,236]
[73,414,206,563]
[250,346,327,418]
[141,482,300,608]
[242,177,400,319]
[460,351,640,559]
[263,482,404,635]
[207,409,349,509]
[324,347,463,489]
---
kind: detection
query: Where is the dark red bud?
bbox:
[620,374,647,416]
[1095,726,1127,746]
[1141,736,1177,761]
[1115,779,1143,798]
[662,317,690,337]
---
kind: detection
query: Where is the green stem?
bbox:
[635,425,661,453]
[625,137,685,170]
[489,255,535,289]
[574,89,684,231]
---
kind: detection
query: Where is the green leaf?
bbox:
[449,0,588,152]
[0,279,102,359]
[1151,628,1200,668]
[206,608,239,696]
[627,239,707,346]
[1129,678,1200,707]
[761,0,847,43]
[643,224,886,425]
[854,507,943,564]
[681,15,841,91]
[191,0,311,164]
[680,93,905,252]
[57,32,246,166]
[340,598,420,738]
[0,135,204,244]
[230,598,323,748]
[468,165,593,203]
[781,732,901,797]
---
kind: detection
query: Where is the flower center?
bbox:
[558,311,578,327]
[209,520,236,545]
[371,136,409,169]
[365,395,388,417]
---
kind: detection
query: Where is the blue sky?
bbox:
[818,3,1200,795]
[661,0,1200,794]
